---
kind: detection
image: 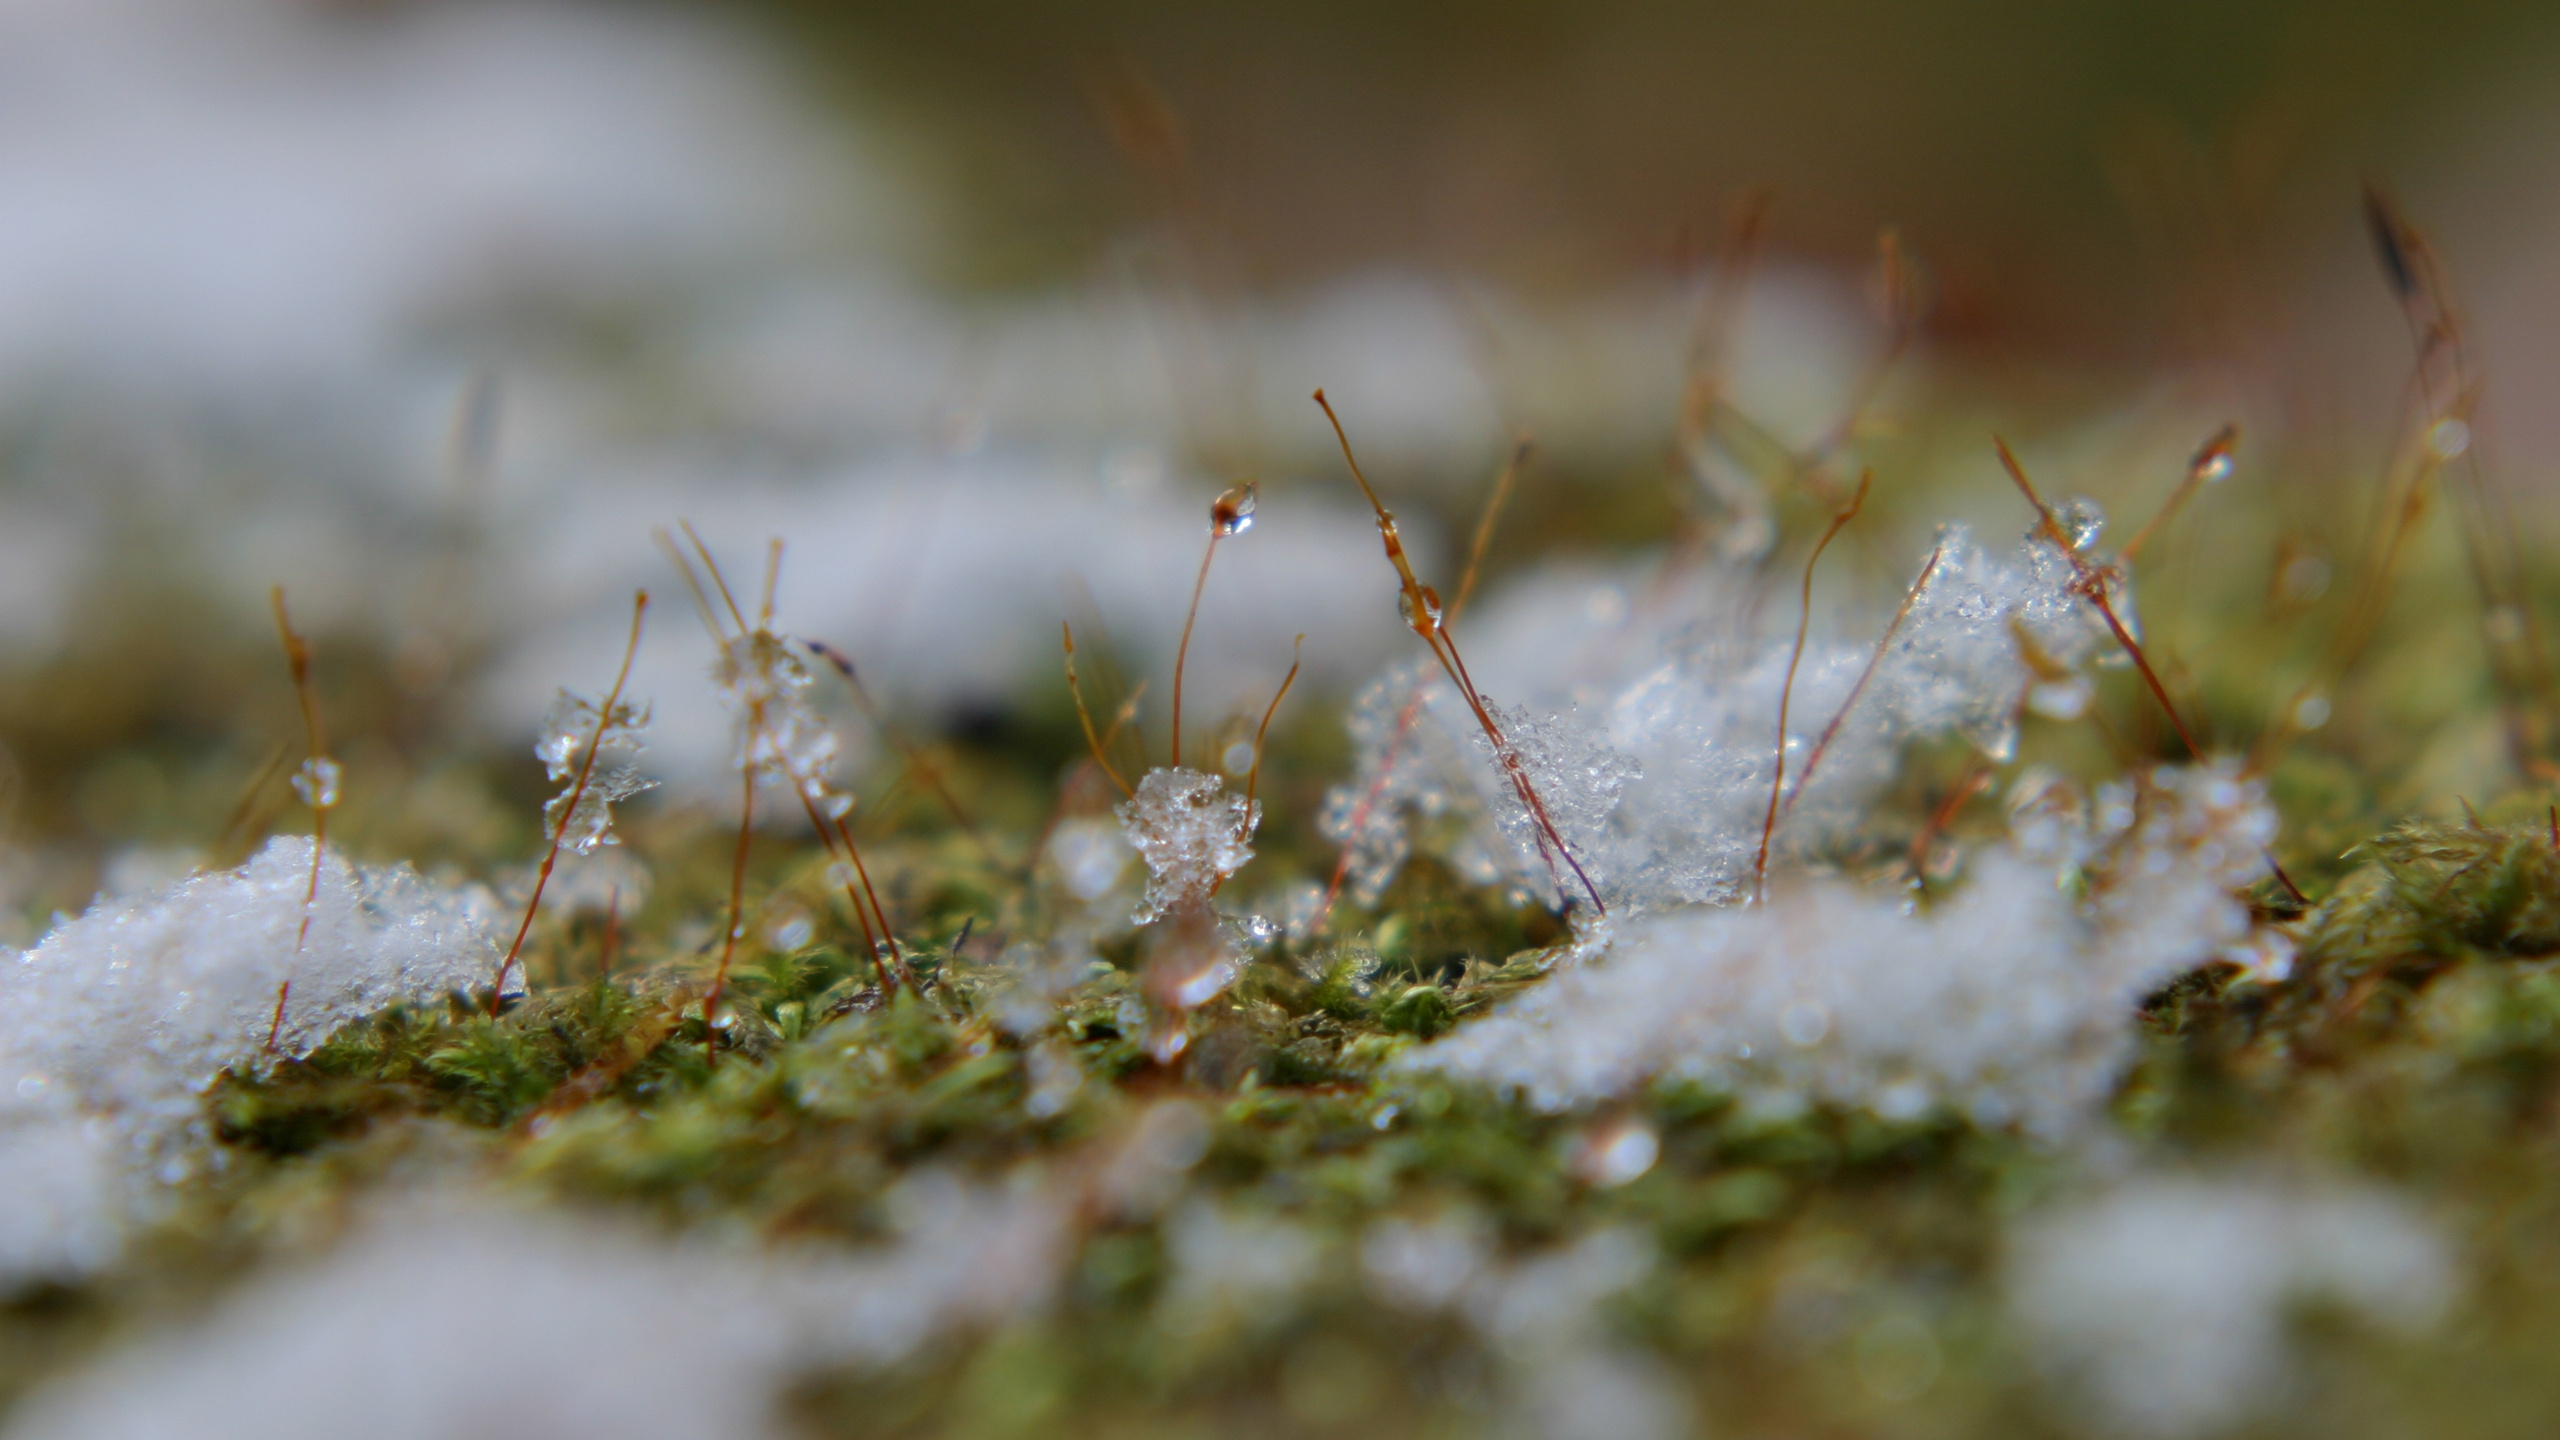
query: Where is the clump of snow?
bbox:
[0,838,496,1287]
[535,690,654,855]
[1115,765,1264,1061]
[1325,515,2119,911]
[2007,1173,2454,1437]
[1118,767,1259,924]
[4,1175,1071,1440]
[712,630,844,807]
[1404,761,2282,1138]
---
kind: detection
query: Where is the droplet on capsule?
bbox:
[1211,482,1258,536]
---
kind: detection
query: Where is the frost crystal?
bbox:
[1116,767,1259,924]
[1317,660,1472,906]
[2008,1174,2451,1437]
[537,690,656,854]
[287,757,341,810]
[713,632,841,802]
[0,838,496,1287]
[1327,514,2122,911]
[1404,762,2279,1139]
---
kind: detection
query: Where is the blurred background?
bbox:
[4,0,2560,910]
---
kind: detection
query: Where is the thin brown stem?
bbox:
[1451,438,1531,624]
[1784,542,1944,819]
[800,637,1000,867]
[1994,437,2203,760]
[705,764,756,1063]
[1756,471,1871,901]
[1907,765,1992,883]
[2119,423,2238,567]
[491,591,649,1015]
[1064,623,1134,798]
[268,588,331,1052]
[1317,686,1428,931]
[1316,389,1605,915]
[1170,532,1222,769]
[1244,636,1304,817]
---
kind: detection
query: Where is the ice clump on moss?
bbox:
[0,837,496,1287]
[2007,1174,2452,1438]
[1325,517,2118,911]
[535,690,655,854]
[5,1175,1071,1440]
[1317,658,1482,906]
[1404,761,2279,1139]
[1118,767,1259,924]
[1117,767,1263,1059]
[713,630,842,802]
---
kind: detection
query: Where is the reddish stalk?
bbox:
[799,637,1001,868]
[1452,438,1532,622]
[704,763,757,1061]
[1315,438,1535,929]
[1994,438,2204,760]
[1170,537,1219,769]
[490,591,648,1015]
[1064,623,1135,797]
[1170,482,1256,770]
[1797,230,1917,476]
[1243,636,1305,819]
[213,741,291,860]
[688,539,903,988]
[266,589,333,1053]
[2263,851,2309,907]
[2119,424,2239,567]
[1316,687,1427,930]
[1755,471,1872,902]
[1676,189,1776,456]
[1316,389,1605,915]
[663,532,908,1056]
[1907,765,1993,883]
[1783,541,1944,820]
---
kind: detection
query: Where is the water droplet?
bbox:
[2292,693,2331,730]
[1370,1104,1400,1131]
[1211,482,1258,536]
[2056,498,2107,553]
[2426,417,2471,460]
[1396,586,1444,631]
[2027,678,2093,721]
[1222,739,1255,775]
[764,912,815,953]
[1779,1000,1830,1047]
[1576,1118,1659,1188]
[15,1072,48,1100]
[2281,554,2331,602]
[290,757,342,810]
[2188,426,2239,484]
[1143,1012,1191,1063]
